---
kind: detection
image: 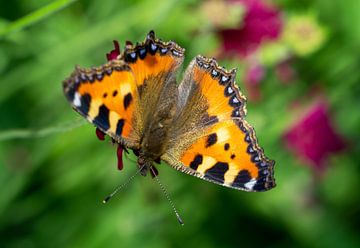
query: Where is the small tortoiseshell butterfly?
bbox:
[63,31,275,192]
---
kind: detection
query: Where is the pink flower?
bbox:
[106,40,121,61]
[243,62,265,101]
[284,102,346,171]
[219,0,283,58]
[275,57,297,84]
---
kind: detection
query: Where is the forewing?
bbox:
[63,60,140,148]
[121,31,184,90]
[120,31,184,136]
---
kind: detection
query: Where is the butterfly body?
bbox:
[63,31,275,192]
[140,76,178,161]
[136,83,178,176]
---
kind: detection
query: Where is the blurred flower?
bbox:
[243,61,265,101]
[283,13,327,57]
[219,0,283,58]
[201,0,245,29]
[275,57,297,84]
[258,41,289,66]
[245,62,264,85]
[284,101,346,172]
[106,40,120,61]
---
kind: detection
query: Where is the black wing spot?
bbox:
[112,90,118,97]
[189,154,203,170]
[148,41,158,55]
[160,47,168,55]
[79,94,91,116]
[232,169,251,187]
[116,119,125,136]
[96,73,104,81]
[221,75,230,84]
[125,52,137,63]
[138,47,147,59]
[93,104,110,131]
[232,108,241,117]
[206,133,217,148]
[204,162,229,184]
[231,154,236,159]
[123,93,133,110]
[229,95,242,107]
[224,143,230,151]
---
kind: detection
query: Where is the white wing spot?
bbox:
[120,83,131,95]
[216,127,230,144]
[73,92,81,107]
[244,178,257,190]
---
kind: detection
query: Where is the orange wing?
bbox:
[118,31,185,137]
[63,60,140,148]
[63,31,185,149]
[163,56,275,192]
[120,31,184,90]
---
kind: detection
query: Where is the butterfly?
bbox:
[63,31,275,192]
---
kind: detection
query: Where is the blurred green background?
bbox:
[1,0,359,247]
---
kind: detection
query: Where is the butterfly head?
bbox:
[135,150,151,176]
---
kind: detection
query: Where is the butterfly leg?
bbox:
[117,145,124,170]
[150,165,159,178]
[95,128,106,141]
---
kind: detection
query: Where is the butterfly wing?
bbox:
[121,30,184,92]
[63,31,185,149]
[63,60,141,147]
[162,56,275,192]
[120,31,185,141]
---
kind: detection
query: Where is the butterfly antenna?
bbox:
[103,164,145,203]
[150,167,184,226]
